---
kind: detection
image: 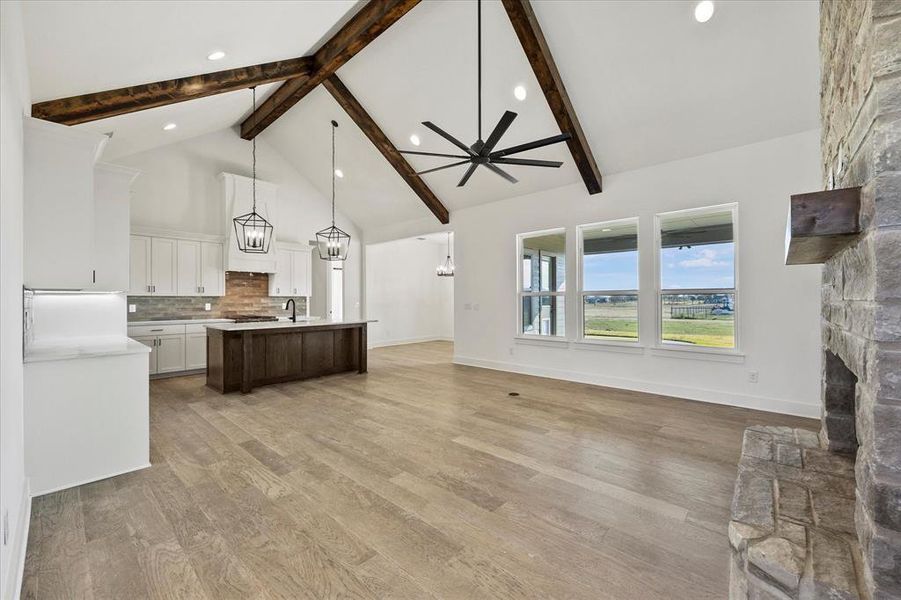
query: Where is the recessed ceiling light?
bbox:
[410,134,421,146]
[207,50,226,61]
[335,169,344,178]
[694,0,714,23]
[513,85,527,101]
[162,122,177,131]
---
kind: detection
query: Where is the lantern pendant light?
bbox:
[316,120,351,261]
[233,87,274,254]
[436,232,455,277]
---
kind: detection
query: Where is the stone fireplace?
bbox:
[729,1,900,599]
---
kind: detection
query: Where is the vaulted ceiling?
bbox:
[22,0,819,232]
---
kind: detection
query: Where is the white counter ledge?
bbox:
[204,319,376,333]
[25,336,151,363]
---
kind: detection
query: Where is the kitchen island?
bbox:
[205,320,373,393]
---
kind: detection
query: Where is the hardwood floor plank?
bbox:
[21,341,817,599]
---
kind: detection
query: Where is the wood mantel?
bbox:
[206,321,369,393]
[784,187,861,265]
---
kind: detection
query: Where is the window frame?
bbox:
[654,203,740,353]
[516,227,567,341]
[577,217,641,346]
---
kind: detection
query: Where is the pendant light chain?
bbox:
[233,85,273,254]
[477,0,482,142]
[252,86,257,213]
[331,120,336,226]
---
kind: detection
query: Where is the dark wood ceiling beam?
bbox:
[31,57,315,126]
[501,0,603,194]
[241,0,421,140]
[323,74,449,224]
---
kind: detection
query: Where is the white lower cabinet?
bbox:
[156,336,186,374]
[133,336,158,374]
[185,333,207,370]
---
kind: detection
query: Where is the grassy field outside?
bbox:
[583,299,735,347]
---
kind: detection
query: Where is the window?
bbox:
[657,205,737,349]
[518,230,566,337]
[579,219,639,342]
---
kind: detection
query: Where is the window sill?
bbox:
[649,345,745,363]
[573,340,645,355]
[514,336,570,348]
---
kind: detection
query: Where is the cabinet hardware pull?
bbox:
[151,329,163,332]
[147,285,150,292]
[92,270,96,284]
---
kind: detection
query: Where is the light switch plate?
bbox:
[128,304,136,313]
[204,303,212,311]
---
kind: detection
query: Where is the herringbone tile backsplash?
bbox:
[127,272,307,321]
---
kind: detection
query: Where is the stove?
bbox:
[229,314,279,323]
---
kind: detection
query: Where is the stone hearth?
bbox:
[729,426,864,599]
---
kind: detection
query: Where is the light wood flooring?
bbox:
[21,341,815,599]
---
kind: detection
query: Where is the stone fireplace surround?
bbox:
[730,1,899,599]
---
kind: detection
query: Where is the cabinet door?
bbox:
[185,333,207,370]
[269,249,292,296]
[133,336,158,375]
[156,335,186,373]
[151,238,178,295]
[176,240,201,296]
[200,242,224,296]
[292,250,311,296]
[129,236,152,295]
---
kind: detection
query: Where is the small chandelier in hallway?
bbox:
[437,232,455,277]
[316,120,351,261]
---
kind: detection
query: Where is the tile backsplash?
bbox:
[127,272,307,321]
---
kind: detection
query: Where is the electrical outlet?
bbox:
[204,303,212,311]
[128,304,136,313]
[748,370,759,383]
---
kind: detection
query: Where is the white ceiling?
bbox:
[22,0,819,231]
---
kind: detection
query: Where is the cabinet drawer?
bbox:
[128,324,185,337]
[185,323,212,335]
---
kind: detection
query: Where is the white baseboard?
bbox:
[369,336,453,349]
[30,463,151,498]
[7,478,31,600]
[453,354,820,419]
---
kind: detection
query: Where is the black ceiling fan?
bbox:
[400,0,571,187]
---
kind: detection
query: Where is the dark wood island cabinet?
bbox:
[205,320,371,393]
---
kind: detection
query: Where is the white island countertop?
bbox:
[205,319,376,332]
[25,336,151,363]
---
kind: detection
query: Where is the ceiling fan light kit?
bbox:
[400,0,571,187]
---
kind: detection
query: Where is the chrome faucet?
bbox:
[285,298,296,322]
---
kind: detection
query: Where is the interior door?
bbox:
[200,242,224,296]
[151,237,178,295]
[328,263,344,321]
[156,335,186,373]
[129,236,152,295]
[176,240,201,296]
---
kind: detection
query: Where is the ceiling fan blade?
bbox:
[482,111,518,154]
[401,150,471,159]
[490,133,572,159]
[422,121,476,156]
[457,163,479,187]
[492,157,563,168]
[416,160,472,176]
[484,162,518,184]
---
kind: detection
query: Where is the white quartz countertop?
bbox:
[25,336,151,363]
[127,318,236,327]
[205,319,376,332]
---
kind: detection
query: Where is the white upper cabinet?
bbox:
[221,172,278,274]
[92,163,139,291]
[129,236,152,295]
[269,245,312,297]
[150,237,177,295]
[24,117,108,290]
[200,242,224,296]
[176,240,201,296]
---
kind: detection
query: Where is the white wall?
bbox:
[365,237,454,347]
[449,130,823,417]
[115,129,363,320]
[0,1,31,597]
